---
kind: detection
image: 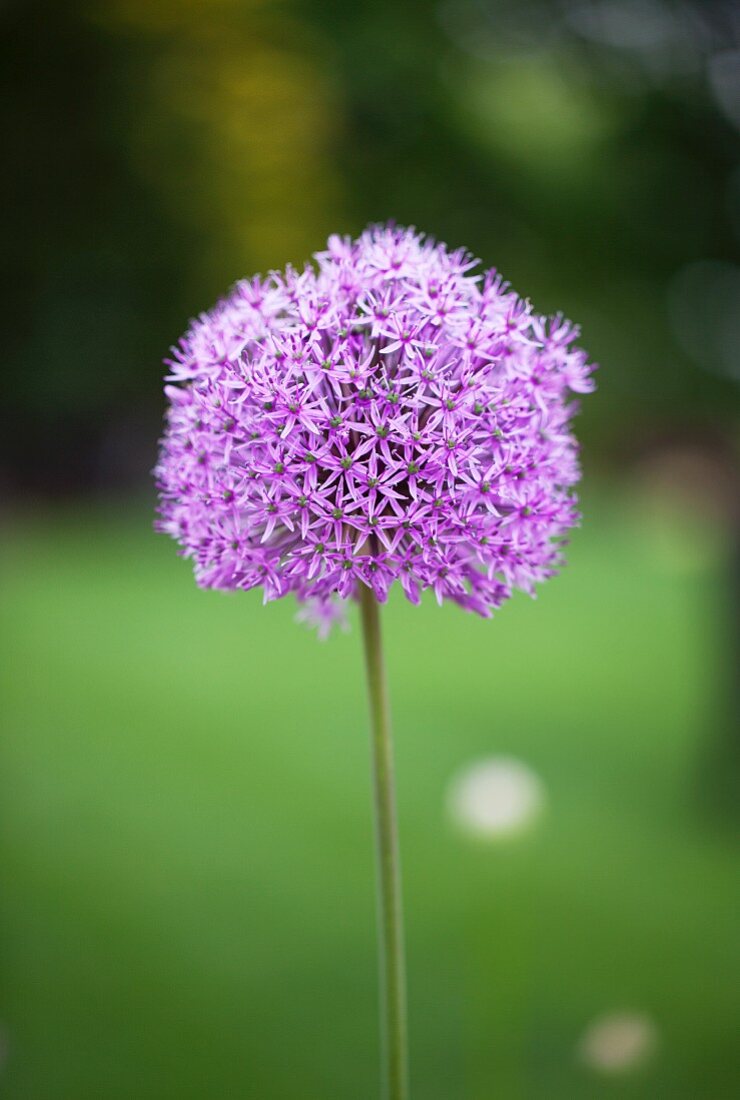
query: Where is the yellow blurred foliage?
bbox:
[91,0,343,281]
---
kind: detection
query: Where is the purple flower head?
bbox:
[155,225,595,631]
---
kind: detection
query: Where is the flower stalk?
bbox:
[359,582,409,1100]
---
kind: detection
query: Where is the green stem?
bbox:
[358,583,409,1100]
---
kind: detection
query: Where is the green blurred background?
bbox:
[2,1,739,1096]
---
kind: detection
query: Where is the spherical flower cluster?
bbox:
[155,225,595,631]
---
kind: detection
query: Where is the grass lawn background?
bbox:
[1,488,737,1098]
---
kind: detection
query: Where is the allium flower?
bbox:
[155,225,595,1098]
[155,225,595,629]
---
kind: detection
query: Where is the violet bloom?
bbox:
[155,225,595,633]
[155,225,594,1099]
